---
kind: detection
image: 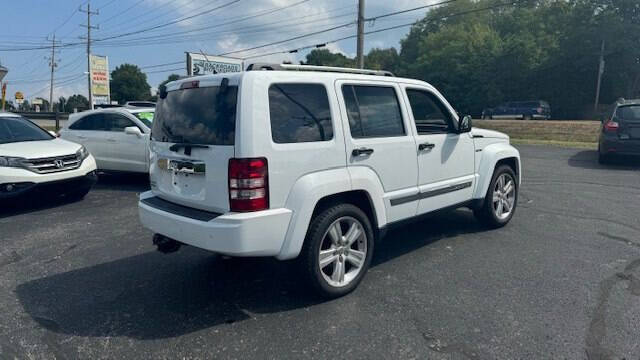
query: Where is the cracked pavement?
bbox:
[0,145,639,359]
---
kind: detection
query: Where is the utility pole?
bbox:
[356,0,365,69]
[47,34,58,112]
[594,39,605,112]
[79,1,98,109]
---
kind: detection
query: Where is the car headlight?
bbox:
[0,156,25,168]
[76,146,89,160]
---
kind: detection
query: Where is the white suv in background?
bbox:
[0,112,97,200]
[138,64,521,298]
[60,107,154,173]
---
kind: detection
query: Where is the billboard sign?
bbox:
[186,53,243,76]
[90,54,110,98]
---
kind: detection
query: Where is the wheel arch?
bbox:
[473,142,521,201]
[276,167,386,260]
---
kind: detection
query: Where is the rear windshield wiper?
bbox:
[169,142,209,156]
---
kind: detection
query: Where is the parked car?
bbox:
[0,112,97,200]
[598,99,640,163]
[125,101,156,108]
[59,107,154,173]
[138,64,521,298]
[482,100,551,120]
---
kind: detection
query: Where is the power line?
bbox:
[99,0,146,25]
[241,0,526,60]
[95,0,241,42]
[220,21,356,56]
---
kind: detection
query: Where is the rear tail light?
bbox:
[604,120,619,132]
[228,158,268,212]
[536,107,543,114]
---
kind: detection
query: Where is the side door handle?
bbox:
[76,135,87,140]
[107,138,118,143]
[418,142,435,151]
[352,147,374,157]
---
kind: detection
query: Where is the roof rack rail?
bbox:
[245,63,394,77]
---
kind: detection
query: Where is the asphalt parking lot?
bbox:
[1,145,639,359]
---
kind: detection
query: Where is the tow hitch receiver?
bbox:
[153,234,182,254]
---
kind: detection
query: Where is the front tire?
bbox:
[300,203,374,298]
[474,165,518,228]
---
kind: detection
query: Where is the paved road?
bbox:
[1,145,639,359]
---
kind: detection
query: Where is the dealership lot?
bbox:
[1,145,639,359]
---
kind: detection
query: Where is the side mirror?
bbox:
[459,115,472,133]
[124,126,143,137]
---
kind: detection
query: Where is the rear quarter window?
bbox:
[268,83,333,144]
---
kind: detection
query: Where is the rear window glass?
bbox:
[268,83,333,143]
[0,116,53,144]
[617,105,640,122]
[152,86,237,145]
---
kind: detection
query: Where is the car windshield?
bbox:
[133,111,154,127]
[617,105,640,122]
[0,116,53,144]
[152,85,238,145]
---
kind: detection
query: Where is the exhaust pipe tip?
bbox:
[153,234,182,254]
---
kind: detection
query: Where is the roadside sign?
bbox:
[90,54,110,103]
[15,91,23,100]
[32,98,43,105]
[186,52,243,76]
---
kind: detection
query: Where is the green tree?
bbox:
[365,48,400,73]
[64,94,89,113]
[110,64,151,104]
[303,49,355,68]
[56,96,66,112]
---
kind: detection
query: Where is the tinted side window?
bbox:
[69,114,106,131]
[106,114,135,132]
[406,89,452,134]
[342,85,405,138]
[268,83,333,143]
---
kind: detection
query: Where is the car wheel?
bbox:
[300,203,374,298]
[598,151,610,165]
[474,165,518,228]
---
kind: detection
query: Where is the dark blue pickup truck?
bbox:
[482,100,551,120]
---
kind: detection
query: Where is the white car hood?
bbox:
[471,127,509,140]
[0,138,81,159]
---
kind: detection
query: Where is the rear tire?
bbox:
[598,151,610,164]
[299,203,374,299]
[474,165,518,228]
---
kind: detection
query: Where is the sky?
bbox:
[0,0,433,104]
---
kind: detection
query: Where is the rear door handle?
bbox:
[76,135,87,140]
[352,147,374,157]
[107,138,117,142]
[418,142,435,151]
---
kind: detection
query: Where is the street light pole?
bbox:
[0,64,8,111]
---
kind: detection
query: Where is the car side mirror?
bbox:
[124,126,143,137]
[459,115,472,133]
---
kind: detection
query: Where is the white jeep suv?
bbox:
[0,112,97,200]
[138,64,521,298]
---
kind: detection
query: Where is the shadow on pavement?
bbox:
[16,209,483,340]
[0,172,148,218]
[567,150,640,170]
[93,171,150,192]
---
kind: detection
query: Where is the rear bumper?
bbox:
[138,191,293,257]
[600,138,640,156]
